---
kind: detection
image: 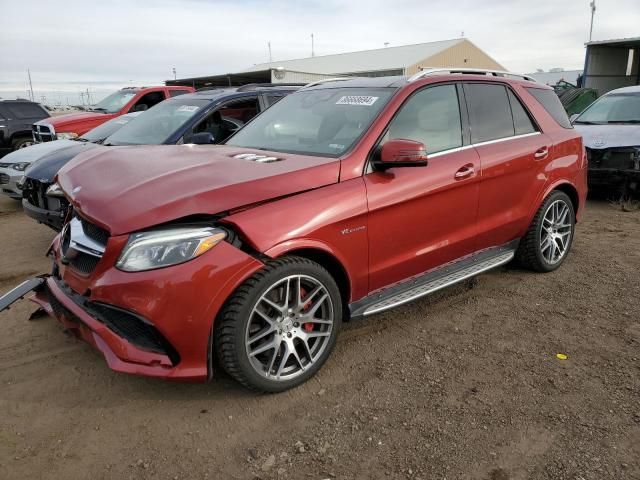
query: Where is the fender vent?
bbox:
[233,153,282,163]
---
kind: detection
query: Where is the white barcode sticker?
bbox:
[177,105,199,112]
[336,95,379,106]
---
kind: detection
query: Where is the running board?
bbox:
[350,241,518,318]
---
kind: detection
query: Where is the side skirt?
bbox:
[349,240,519,318]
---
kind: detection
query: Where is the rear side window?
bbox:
[526,88,572,128]
[7,102,48,119]
[263,94,285,108]
[169,90,191,98]
[465,84,514,143]
[508,90,537,135]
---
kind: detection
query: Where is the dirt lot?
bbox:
[0,196,638,480]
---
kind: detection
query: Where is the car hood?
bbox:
[574,124,640,149]
[0,140,81,165]
[24,142,103,182]
[36,111,110,128]
[57,145,340,236]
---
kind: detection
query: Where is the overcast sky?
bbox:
[0,0,638,103]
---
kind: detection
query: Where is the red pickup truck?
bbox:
[32,85,194,142]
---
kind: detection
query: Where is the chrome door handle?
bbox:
[455,165,475,179]
[534,147,549,160]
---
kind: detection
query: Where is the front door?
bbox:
[364,83,481,292]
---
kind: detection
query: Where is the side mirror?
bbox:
[133,104,148,112]
[569,113,579,124]
[374,139,429,170]
[190,132,215,145]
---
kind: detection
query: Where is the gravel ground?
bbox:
[0,195,638,480]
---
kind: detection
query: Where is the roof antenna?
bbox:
[311,33,315,57]
[461,31,465,37]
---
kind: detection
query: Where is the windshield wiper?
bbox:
[573,120,604,125]
[89,107,108,112]
[605,120,640,124]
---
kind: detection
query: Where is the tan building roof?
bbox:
[245,38,504,75]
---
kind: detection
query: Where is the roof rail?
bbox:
[408,68,539,83]
[302,77,353,89]
[236,83,305,92]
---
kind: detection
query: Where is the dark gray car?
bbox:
[0,99,50,155]
[572,85,640,194]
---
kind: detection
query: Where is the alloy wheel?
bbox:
[540,199,572,264]
[245,275,334,381]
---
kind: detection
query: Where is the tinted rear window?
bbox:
[465,84,514,143]
[526,88,572,128]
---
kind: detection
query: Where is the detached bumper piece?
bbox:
[0,277,45,312]
[33,276,183,378]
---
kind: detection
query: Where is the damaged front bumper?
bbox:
[587,147,640,191]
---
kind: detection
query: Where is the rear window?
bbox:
[526,88,572,129]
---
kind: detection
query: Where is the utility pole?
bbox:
[589,0,596,41]
[268,42,272,64]
[311,33,315,57]
[27,69,34,102]
[172,67,176,80]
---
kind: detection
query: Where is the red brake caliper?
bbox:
[300,287,314,332]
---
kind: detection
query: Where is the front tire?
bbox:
[215,256,342,392]
[516,190,575,272]
[12,137,34,150]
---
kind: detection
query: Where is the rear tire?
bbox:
[214,256,342,393]
[516,190,575,272]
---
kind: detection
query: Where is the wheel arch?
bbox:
[10,130,33,142]
[264,241,353,318]
[533,180,581,224]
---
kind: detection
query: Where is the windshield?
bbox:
[576,93,640,124]
[91,90,138,113]
[226,87,395,157]
[79,114,139,143]
[104,97,210,146]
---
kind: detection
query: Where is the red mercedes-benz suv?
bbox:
[3,69,587,392]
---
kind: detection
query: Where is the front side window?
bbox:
[92,90,137,113]
[184,99,256,144]
[104,97,210,146]
[465,84,515,143]
[226,87,395,157]
[384,84,462,154]
[574,93,640,124]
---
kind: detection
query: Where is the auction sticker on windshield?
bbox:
[177,105,200,112]
[336,96,379,106]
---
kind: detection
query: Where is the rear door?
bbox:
[364,83,481,291]
[463,82,550,249]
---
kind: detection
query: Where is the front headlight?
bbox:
[11,162,30,171]
[46,182,65,197]
[116,226,227,272]
[56,132,78,140]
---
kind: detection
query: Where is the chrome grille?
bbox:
[60,216,109,275]
[32,124,56,143]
